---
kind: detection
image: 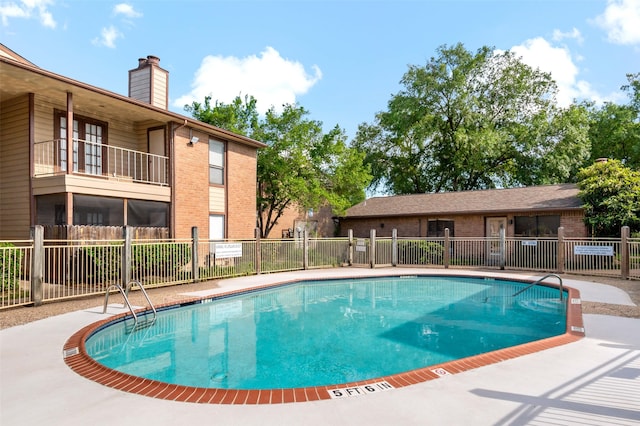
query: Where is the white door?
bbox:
[148,128,165,183]
[486,217,507,265]
[209,215,225,240]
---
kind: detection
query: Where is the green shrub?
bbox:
[132,243,192,278]
[0,243,23,291]
[397,240,444,265]
[74,243,121,283]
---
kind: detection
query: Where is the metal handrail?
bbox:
[124,280,157,318]
[102,281,157,328]
[512,273,564,301]
[33,138,169,185]
[102,284,138,322]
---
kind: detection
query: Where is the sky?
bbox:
[1,0,639,140]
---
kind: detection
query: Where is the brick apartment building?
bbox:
[337,184,588,239]
[0,44,265,240]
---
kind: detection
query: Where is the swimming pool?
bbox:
[65,274,582,403]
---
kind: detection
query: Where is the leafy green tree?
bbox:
[588,73,640,169]
[186,96,371,238]
[622,72,640,111]
[352,43,590,194]
[185,94,260,136]
[576,159,640,237]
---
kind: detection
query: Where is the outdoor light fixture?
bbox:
[188,128,199,145]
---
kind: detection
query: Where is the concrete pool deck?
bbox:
[1,268,639,425]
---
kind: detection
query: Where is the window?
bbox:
[55,111,107,175]
[514,215,560,237]
[428,220,454,237]
[209,139,225,185]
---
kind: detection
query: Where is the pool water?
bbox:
[86,276,566,389]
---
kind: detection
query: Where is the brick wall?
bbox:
[559,210,588,237]
[266,204,304,238]
[173,128,209,238]
[227,142,257,239]
[173,128,258,239]
[262,204,338,238]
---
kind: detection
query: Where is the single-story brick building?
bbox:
[337,183,588,238]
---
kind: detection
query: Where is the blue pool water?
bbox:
[85,276,567,389]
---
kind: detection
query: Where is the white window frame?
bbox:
[209,138,225,185]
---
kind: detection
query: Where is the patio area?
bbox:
[1,268,639,425]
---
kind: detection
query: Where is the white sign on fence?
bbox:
[215,243,243,258]
[521,240,538,247]
[355,239,367,252]
[573,245,614,256]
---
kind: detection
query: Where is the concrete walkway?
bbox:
[1,269,639,426]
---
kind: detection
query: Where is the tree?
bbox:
[352,43,590,195]
[185,94,260,136]
[622,72,640,111]
[576,159,640,237]
[588,73,640,169]
[186,96,371,238]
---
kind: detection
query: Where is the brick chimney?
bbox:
[128,55,168,109]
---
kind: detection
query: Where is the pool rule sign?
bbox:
[327,381,395,399]
[214,243,243,258]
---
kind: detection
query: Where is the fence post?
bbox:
[348,229,354,266]
[303,229,309,270]
[30,225,44,306]
[255,228,262,275]
[392,229,398,267]
[556,227,565,274]
[369,229,376,269]
[499,226,506,270]
[444,228,450,269]
[621,226,630,280]
[191,227,199,283]
[122,226,132,286]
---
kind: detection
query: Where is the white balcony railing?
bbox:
[34,139,168,186]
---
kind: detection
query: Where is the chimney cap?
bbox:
[137,56,160,68]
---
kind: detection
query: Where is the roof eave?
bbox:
[0,57,266,149]
[341,206,584,219]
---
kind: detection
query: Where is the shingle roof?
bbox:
[343,184,582,218]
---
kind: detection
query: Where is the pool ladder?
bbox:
[103,280,157,328]
[512,273,564,301]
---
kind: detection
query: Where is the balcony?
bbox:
[34,139,169,186]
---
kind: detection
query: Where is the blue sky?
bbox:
[1,0,639,140]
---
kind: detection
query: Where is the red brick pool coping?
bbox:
[63,277,584,404]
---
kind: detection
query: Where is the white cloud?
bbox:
[90,3,140,48]
[174,46,322,114]
[92,25,122,49]
[113,3,142,19]
[0,0,56,28]
[552,27,584,44]
[593,0,640,45]
[510,37,608,106]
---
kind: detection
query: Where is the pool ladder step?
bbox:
[103,280,157,329]
[512,273,564,301]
